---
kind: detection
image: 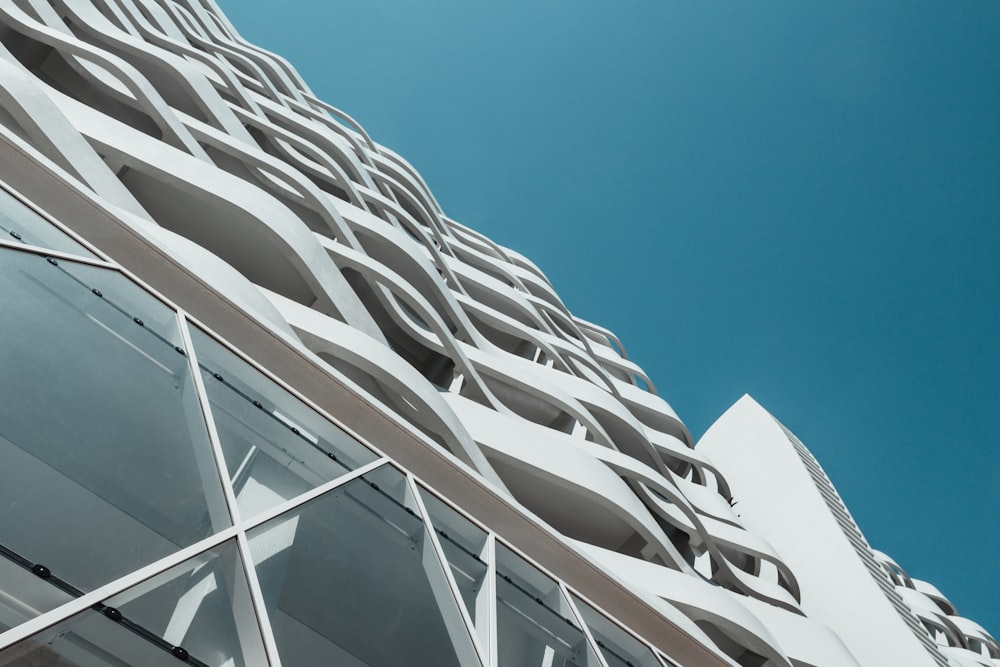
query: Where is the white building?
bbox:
[700,396,998,667]
[0,1,993,666]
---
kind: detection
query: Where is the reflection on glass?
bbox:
[0,187,96,258]
[190,326,379,521]
[247,465,481,667]
[0,610,184,667]
[571,593,663,667]
[0,541,266,667]
[0,555,74,634]
[496,544,602,667]
[418,485,490,649]
[110,540,267,666]
[0,249,229,600]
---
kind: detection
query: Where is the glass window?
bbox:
[189,325,379,522]
[0,187,96,258]
[246,464,481,667]
[571,593,663,667]
[495,543,602,667]
[0,249,229,601]
[0,541,267,666]
[418,485,490,650]
[0,553,74,635]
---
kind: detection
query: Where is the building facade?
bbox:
[0,1,994,666]
[699,397,998,667]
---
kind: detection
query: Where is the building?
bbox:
[699,397,999,667]
[0,1,994,666]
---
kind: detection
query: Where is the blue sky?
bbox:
[217,0,999,633]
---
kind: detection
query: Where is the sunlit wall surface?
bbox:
[0,1,994,666]
[699,397,1000,667]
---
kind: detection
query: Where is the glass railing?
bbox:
[0,183,677,667]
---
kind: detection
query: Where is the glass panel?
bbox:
[108,540,267,666]
[418,485,490,648]
[571,593,662,667]
[189,325,379,521]
[495,543,602,667]
[0,188,96,257]
[0,553,74,634]
[0,250,229,603]
[0,541,267,667]
[247,465,480,667]
[0,610,183,667]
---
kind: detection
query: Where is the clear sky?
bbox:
[217,0,999,634]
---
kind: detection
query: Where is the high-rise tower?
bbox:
[0,2,994,666]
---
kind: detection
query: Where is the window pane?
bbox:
[0,610,182,667]
[0,554,74,634]
[496,543,602,667]
[190,325,379,521]
[0,541,267,667]
[418,485,490,648]
[247,465,480,667]
[571,593,662,667]
[0,250,229,602]
[0,188,96,258]
[108,540,267,667]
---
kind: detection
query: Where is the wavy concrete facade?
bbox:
[0,1,992,666]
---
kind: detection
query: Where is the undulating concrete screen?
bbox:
[0,1,994,666]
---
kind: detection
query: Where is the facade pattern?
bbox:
[782,426,999,667]
[0,198,673,666]
[699,397,999,667]
[0,1,994,666]
[780,425,950,667]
